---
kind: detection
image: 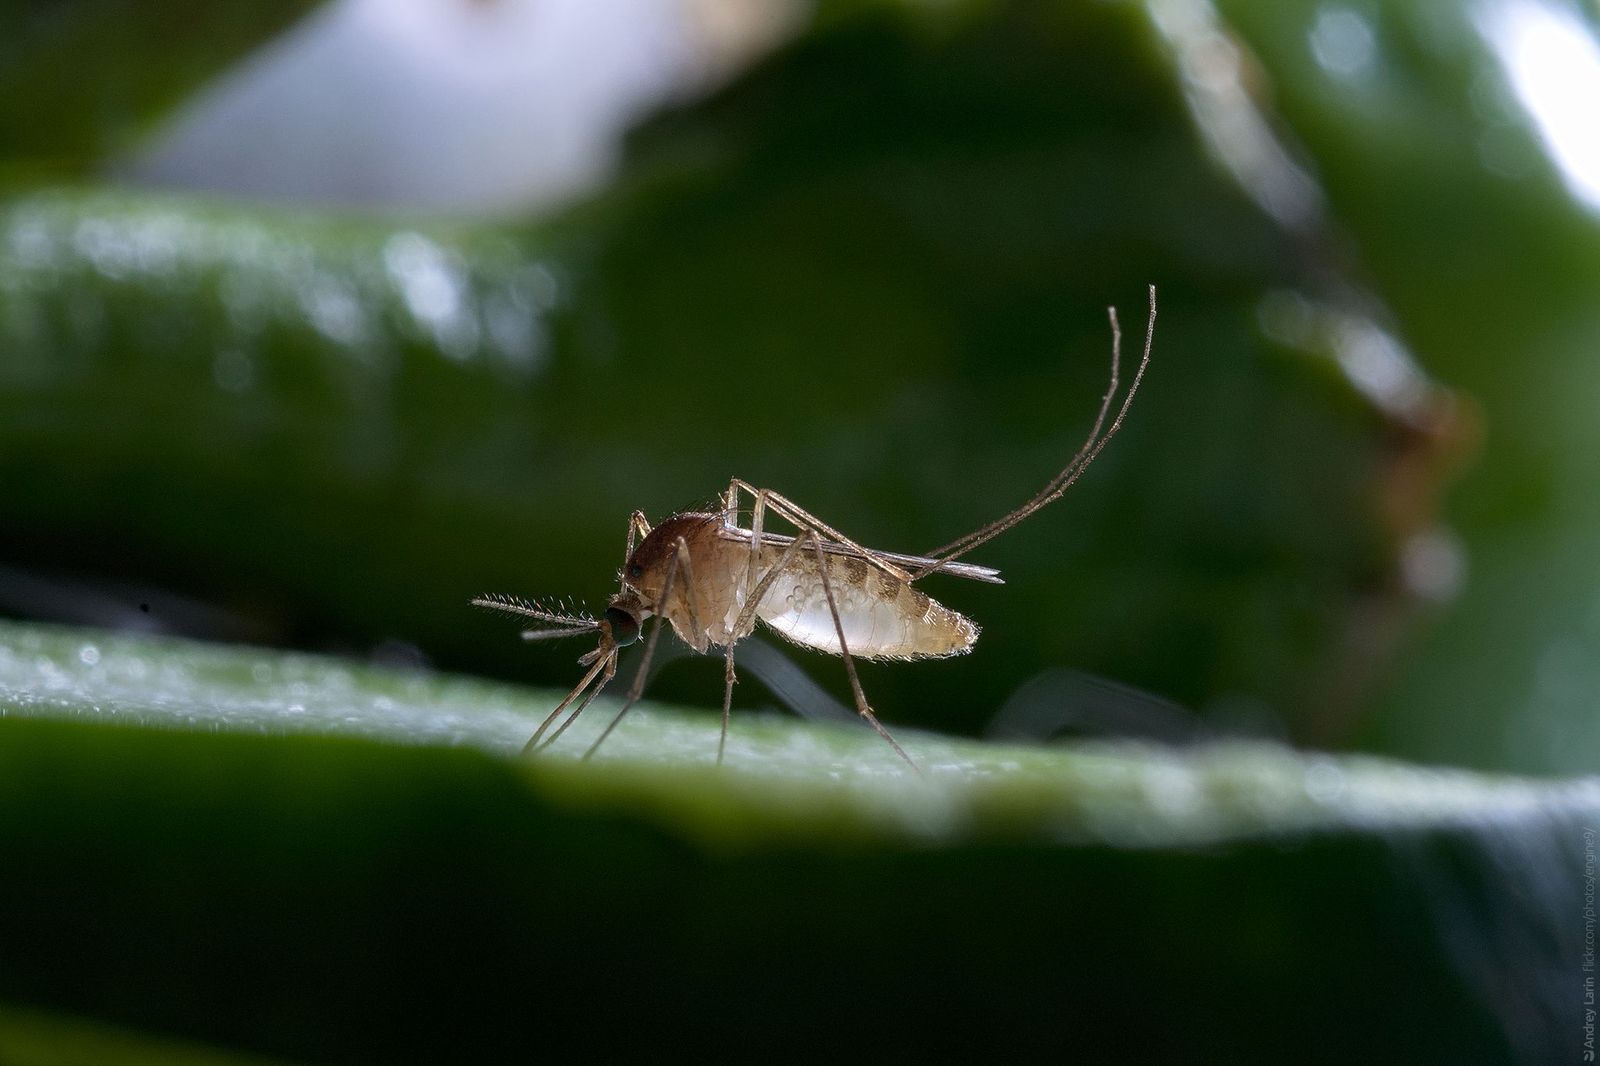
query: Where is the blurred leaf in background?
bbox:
[1211,0,1600,773]
[0,0,1472,755]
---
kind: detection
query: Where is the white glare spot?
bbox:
[300,275,367,347]
[77,645,101,666]
[385,234,457,323]
[384,232,477,359]
[1400,528,1467,602]
[1303,758,1347,803]
[1150,0,1324,229]
[1338,323,1406,395]
[1310,7,1376,79]
[1478,0,1600,212]
[1333,317,1432,419]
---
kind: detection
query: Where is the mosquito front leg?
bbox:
[536,647,617,751]
[582,541,687,761]
[523,644,612,754]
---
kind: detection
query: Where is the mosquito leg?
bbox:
[725,531,809,645]
[744,486,767,596]
[917,308,1122,568]
[625,510,652,562]
[720,643,736,765]
[582,547,684,761]
[717,484,772,766]
[912,285,1157,574]
[728,480,914,583]
[536,649,617,750]
[711,528,917,769]
[501,512,647,757]
[523,645,611,754]
[713,531,813,765]
[671,536,710,653]
[806,531,920,774]
[647,534,727,757]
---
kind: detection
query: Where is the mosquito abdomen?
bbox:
[753,550,978,661]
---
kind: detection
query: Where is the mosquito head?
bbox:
[603,593,643,648]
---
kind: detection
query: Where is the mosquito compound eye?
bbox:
[628,563,643,580]
[605,606,641,647]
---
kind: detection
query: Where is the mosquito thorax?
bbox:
[605,604,641,646]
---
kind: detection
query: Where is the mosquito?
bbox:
[474,285,1157,771]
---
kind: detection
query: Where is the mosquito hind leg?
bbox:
[705,526,917,771]
[727,479,914,583]
[913,285,1157,574]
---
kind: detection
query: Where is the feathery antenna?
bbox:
[471,594,599,641]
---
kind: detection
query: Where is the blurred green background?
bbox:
[1,0,1597,1062]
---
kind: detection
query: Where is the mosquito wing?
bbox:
[715,525,1004,584]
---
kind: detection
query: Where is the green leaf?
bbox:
[0,618,1569,847]
[0,619,1588,1061]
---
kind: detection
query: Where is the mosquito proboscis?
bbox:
[474,286,1157,771]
